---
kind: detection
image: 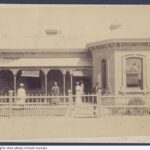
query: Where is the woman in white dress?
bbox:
[17,83,26,104]
[80,81,85,95]
[75,82,82,105]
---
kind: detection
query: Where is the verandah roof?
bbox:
[0,58,92,67]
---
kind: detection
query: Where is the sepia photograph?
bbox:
[0,4,150,143]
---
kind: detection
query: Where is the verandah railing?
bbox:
[0,92,150,117]
[0,93,98,118]
[0,95,69,118]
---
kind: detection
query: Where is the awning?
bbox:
[73,70,92,77]
[21,69,40,77]
[0,58,92,67]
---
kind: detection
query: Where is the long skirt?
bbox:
[16,97,25,104]
[76,94,82,105]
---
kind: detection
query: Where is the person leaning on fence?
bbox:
[92,81,102,105]
[17,83,26,105]
[51,81,60,105]
[92,81,102,115]
[92,81,102,94]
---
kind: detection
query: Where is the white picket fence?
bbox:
[0,94,98,118]
[0,94,150,118]
[100,95,150,116]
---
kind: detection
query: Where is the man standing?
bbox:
[17,83,26,104]
[92,81,102,94]
[92,81,102,116]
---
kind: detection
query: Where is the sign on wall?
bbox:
[21,69,40,77]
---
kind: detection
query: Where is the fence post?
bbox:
[97,89,102,117]
[67,90,73,117]
[8,90,13,118]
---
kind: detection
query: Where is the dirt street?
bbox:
[0,116,150,142]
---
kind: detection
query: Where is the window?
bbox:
[27,77,41,90]
[101,59,107,90]
[126,57,143,89]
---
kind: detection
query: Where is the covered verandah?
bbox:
[0,57,92,96]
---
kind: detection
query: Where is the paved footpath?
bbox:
[0,116,150,142]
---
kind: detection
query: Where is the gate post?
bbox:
[97,89,102,117]
[67,90,73,117]
[8,90,13,118]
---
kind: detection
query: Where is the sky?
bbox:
[0,5,150,49]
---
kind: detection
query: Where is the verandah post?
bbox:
[97,89,102,117]
[9,90,13,118]
[67,90,73,117]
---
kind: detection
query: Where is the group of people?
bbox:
[15,80,102,104]
[75,81,102,105]
[16,81,60,104]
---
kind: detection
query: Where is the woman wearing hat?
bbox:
[17,83,26,104]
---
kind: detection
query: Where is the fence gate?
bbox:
[71,94,98,117]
